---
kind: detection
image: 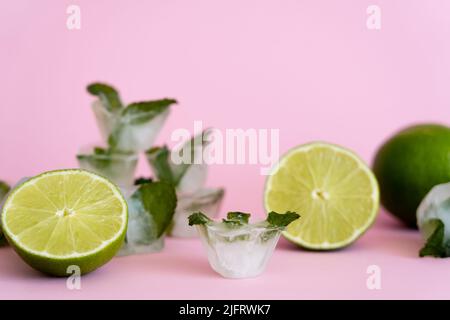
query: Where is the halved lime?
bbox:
[264,142,379,250]
[1,169,128,276]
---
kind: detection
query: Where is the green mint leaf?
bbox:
[419,219,448,258]
[0,180,10,202]
[121,99,176,125]
[146,146,176,185]
[134,177,153,185]
[87,83,123,112]
[93,147,108,155]
[266,211,300,228]
[131,182,177,238]
[222,212,250,226]
[188,212,212,226]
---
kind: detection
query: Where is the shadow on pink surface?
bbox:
[276,209,423,259]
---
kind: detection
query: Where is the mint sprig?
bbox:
[419,219,449,258]
[188,211,300,229]
[222,212,251,226]
[188,212,212,226]
[266,211,300,228]
[87,83,123,112]
[122,99,176,125]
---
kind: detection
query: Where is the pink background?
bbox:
[1,0,449,299]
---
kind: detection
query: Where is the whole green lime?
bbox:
[373,124,450,228]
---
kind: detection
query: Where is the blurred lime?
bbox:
[1,169,128,276]
[373,124,450,228]
[264,142,379,250]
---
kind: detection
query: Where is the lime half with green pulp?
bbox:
[1,169,128,276]
[265,142,379,250]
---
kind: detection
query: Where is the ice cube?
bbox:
[92,100,118,142]
[196,222,281,279]
[176,163,208,194]
[169,188,224,237]
[417,182,450,242]
[117,194,164,256]
[92,100,170,152]
[76,145,138,188]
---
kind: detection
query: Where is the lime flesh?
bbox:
[264,142,379,250]
[1,169,128,276]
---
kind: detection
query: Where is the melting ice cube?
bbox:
[417,182,450,252]
[118,191,164,256]
[196,222,282,279]
[76,145,138,188]
[92,100,171,152]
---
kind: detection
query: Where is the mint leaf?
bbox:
[222,212,250,226]
[134,177,153,185]
[0,181,10,202]
[419,219,449,258]
[188,212,212,226]
[121,99,176,125]
[146,146,176,185]
[93,147,108,155]
[266,211,300,228]
[226,212,250,223]
[130,182,177,238]
[87,83,123,112]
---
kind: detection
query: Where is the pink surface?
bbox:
[0,211,449,300]
[0,1,449,299]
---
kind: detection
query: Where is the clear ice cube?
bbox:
[195,222,281,279]
[76,146,138,188]
[176,163,208,195]
[92,100,170,152]
[417,182,450,241]
[118,189,164,256]
[169,188,224,237]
